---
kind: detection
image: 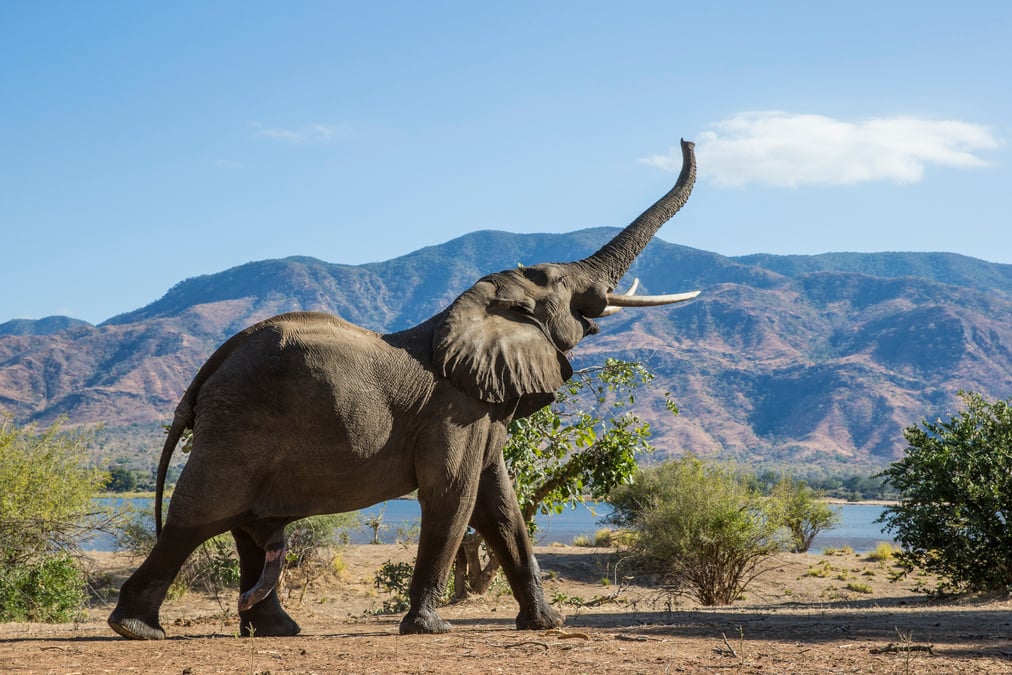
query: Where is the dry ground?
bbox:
[2,544,1012,674]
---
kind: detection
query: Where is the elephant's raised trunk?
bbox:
[579,139,695,287]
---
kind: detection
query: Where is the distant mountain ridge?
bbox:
[734,251,1012,295]
[0,315,93,336]
[3,228,1011,472]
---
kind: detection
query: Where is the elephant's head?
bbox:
[433,139,697,411]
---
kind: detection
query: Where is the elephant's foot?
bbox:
[107,608,166,640]
[399,608,452,634]
[516,604,565,631]
[239,602,301,637]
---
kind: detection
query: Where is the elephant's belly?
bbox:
[243,425,419,519]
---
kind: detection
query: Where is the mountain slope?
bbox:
[3,229,1012,471]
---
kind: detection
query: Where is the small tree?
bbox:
[281,514,357,604]
[608,456,784,606]
[452,359,670,599]
[0,417,107,621]
[879,391,1012,594]
[768,475,840,553]
[105,466,138,493]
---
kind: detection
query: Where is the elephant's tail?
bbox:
[155,403,193,538]
[153,315,282,537]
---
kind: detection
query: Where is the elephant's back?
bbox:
[193,312,426,460]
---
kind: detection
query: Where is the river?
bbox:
[89,499,894,552]
[349,500,893,551]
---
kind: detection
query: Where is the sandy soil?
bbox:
[2,544,1011,674]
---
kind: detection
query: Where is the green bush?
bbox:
[879,391,1012,594]
[0,417,106,622]
[0,553,86,622]
[372,560,414,614]
[608,456,784,606]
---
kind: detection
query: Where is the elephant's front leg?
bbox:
[469,455,565,630]
[399,476,479,635]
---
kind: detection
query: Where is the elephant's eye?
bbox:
[511,302,534,316]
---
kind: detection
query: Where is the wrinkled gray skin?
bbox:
[108,140,696,641]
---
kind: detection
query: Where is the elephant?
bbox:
[107,139,698,641]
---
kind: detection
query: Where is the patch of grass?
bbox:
[822,545,855,556]
[845,581,874,594]
[865,542,898,562]
[572,528,617,547]
[802,560,833,578]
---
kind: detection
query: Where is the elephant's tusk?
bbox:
[600,278,639,316]
[605,290,701,307]
[601,278,700,316]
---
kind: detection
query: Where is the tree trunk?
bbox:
[451,531,502,601]
[451,454,594,599]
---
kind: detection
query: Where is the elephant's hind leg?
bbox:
[234,526,301,637]
[108,523,213,640]
[238,531,286,612]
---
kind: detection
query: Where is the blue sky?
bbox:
[2,2,1009,324]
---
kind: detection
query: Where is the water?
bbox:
[351,499,613,546]
[351,500,894,551]
[89,499,894,552]
[808,503,895,553]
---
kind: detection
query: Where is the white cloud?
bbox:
[642,111,1000,187]
[249,122,343,145]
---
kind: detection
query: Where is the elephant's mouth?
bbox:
[578,313,600,337]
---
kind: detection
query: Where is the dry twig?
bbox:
[543,629,591,640]
[718,632,739,659]
[486,640,550,650]
[869,643,935,655]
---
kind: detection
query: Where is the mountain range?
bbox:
[3,228,1012,473]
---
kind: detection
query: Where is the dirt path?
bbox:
[2,545,1011,673]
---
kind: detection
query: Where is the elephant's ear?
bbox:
[433,281,573,403]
